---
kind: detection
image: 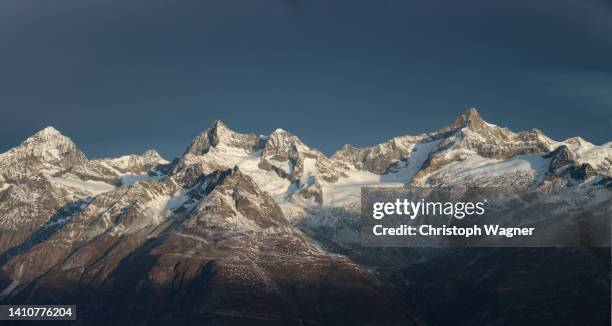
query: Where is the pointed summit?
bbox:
[446,107,486,130]
[26,126,73,145]
[206,120,238,147]
[263,128,306,159]
[35,126,62,137]
[210,119,230,132]
[24,126,76,146]
[184,120,265,156]
[16,127,81,157]
[0,126,87,182]
[141,149,168,164]
[142,149,162,159]
[465,107,481,119]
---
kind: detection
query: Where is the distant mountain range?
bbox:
[0,108,610,325]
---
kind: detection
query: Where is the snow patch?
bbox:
[300,157,317,187]
[426,154,549,185]
[321,139,441,207]
[47,175,116,195]
[144,189,190,220]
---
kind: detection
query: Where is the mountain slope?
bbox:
[0,109,609,325]
[0,127,86,184]
[0,128,167,265]
[1,167,414,325]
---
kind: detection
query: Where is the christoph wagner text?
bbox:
[372,225,535,238]
[372,199,486,220]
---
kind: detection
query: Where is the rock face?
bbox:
[0,166,412,325]
[258,128,345,203]
[175,122,346,205]
[570,163,597,180]
[332,135,425,174]
[329,108,562,186]
[0,128,90,255]
[0,127,87,183]
[0,175,74,254]
[544,145,577,170]
[59,149,167,185]
[0,109,610,325]
[184,120,266,155]
[543,145,602,181]
[413,108,556,179]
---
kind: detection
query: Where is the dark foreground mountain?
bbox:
[0,167,415,325]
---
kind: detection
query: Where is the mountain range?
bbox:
[0,108,610,325]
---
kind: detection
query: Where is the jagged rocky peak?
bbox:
[99,149,167,167]
[184,120,266,155]
[446,107,486,130]
[1,126,87,164]
[542,145,600,181]
[141,149,164,162]
[36,126,62,137]
[438,107,513,141]
[441,108,554,144]
[261,128,308,160]
[110,148,168,169]
[54,148,168,187]
[260,128,344,183]
[331,135,425,174]
[544,145,577,170]
[411,109,560,180]
[0,126,87,183]
[441,108,555,154]
[26,126,76,149]
[190,165,290,230]
[563,136,593,147]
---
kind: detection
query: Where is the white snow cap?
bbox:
[35,126,63,137]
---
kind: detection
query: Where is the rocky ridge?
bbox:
[0,108,610,325]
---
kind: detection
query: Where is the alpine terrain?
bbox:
[0,108,610,325]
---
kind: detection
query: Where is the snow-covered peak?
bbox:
[141,149,167,164]
[23,126,79,150]
[97,149,168,170]
[208,119,238,138]
[438,108,511,138]
[35,126,63,137]
[184,120,265,156]
[331,134,427,174]
[563,136,592,147]
[0,126,87,182]
[263,128,307,156]
[52,148,168,190]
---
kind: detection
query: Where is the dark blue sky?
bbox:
[1,0,610,159]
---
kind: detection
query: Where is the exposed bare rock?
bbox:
[332,135,425,174]
[175,122,346,205]
[0,112,610,325]
[0,127,87,183]
[59,149,168,185]
[1,166,413,325]
[415,108,557,179]
[544,145,577,171]
[570,163,597,180]
[0,175,74,253]
[184,120,266,155]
